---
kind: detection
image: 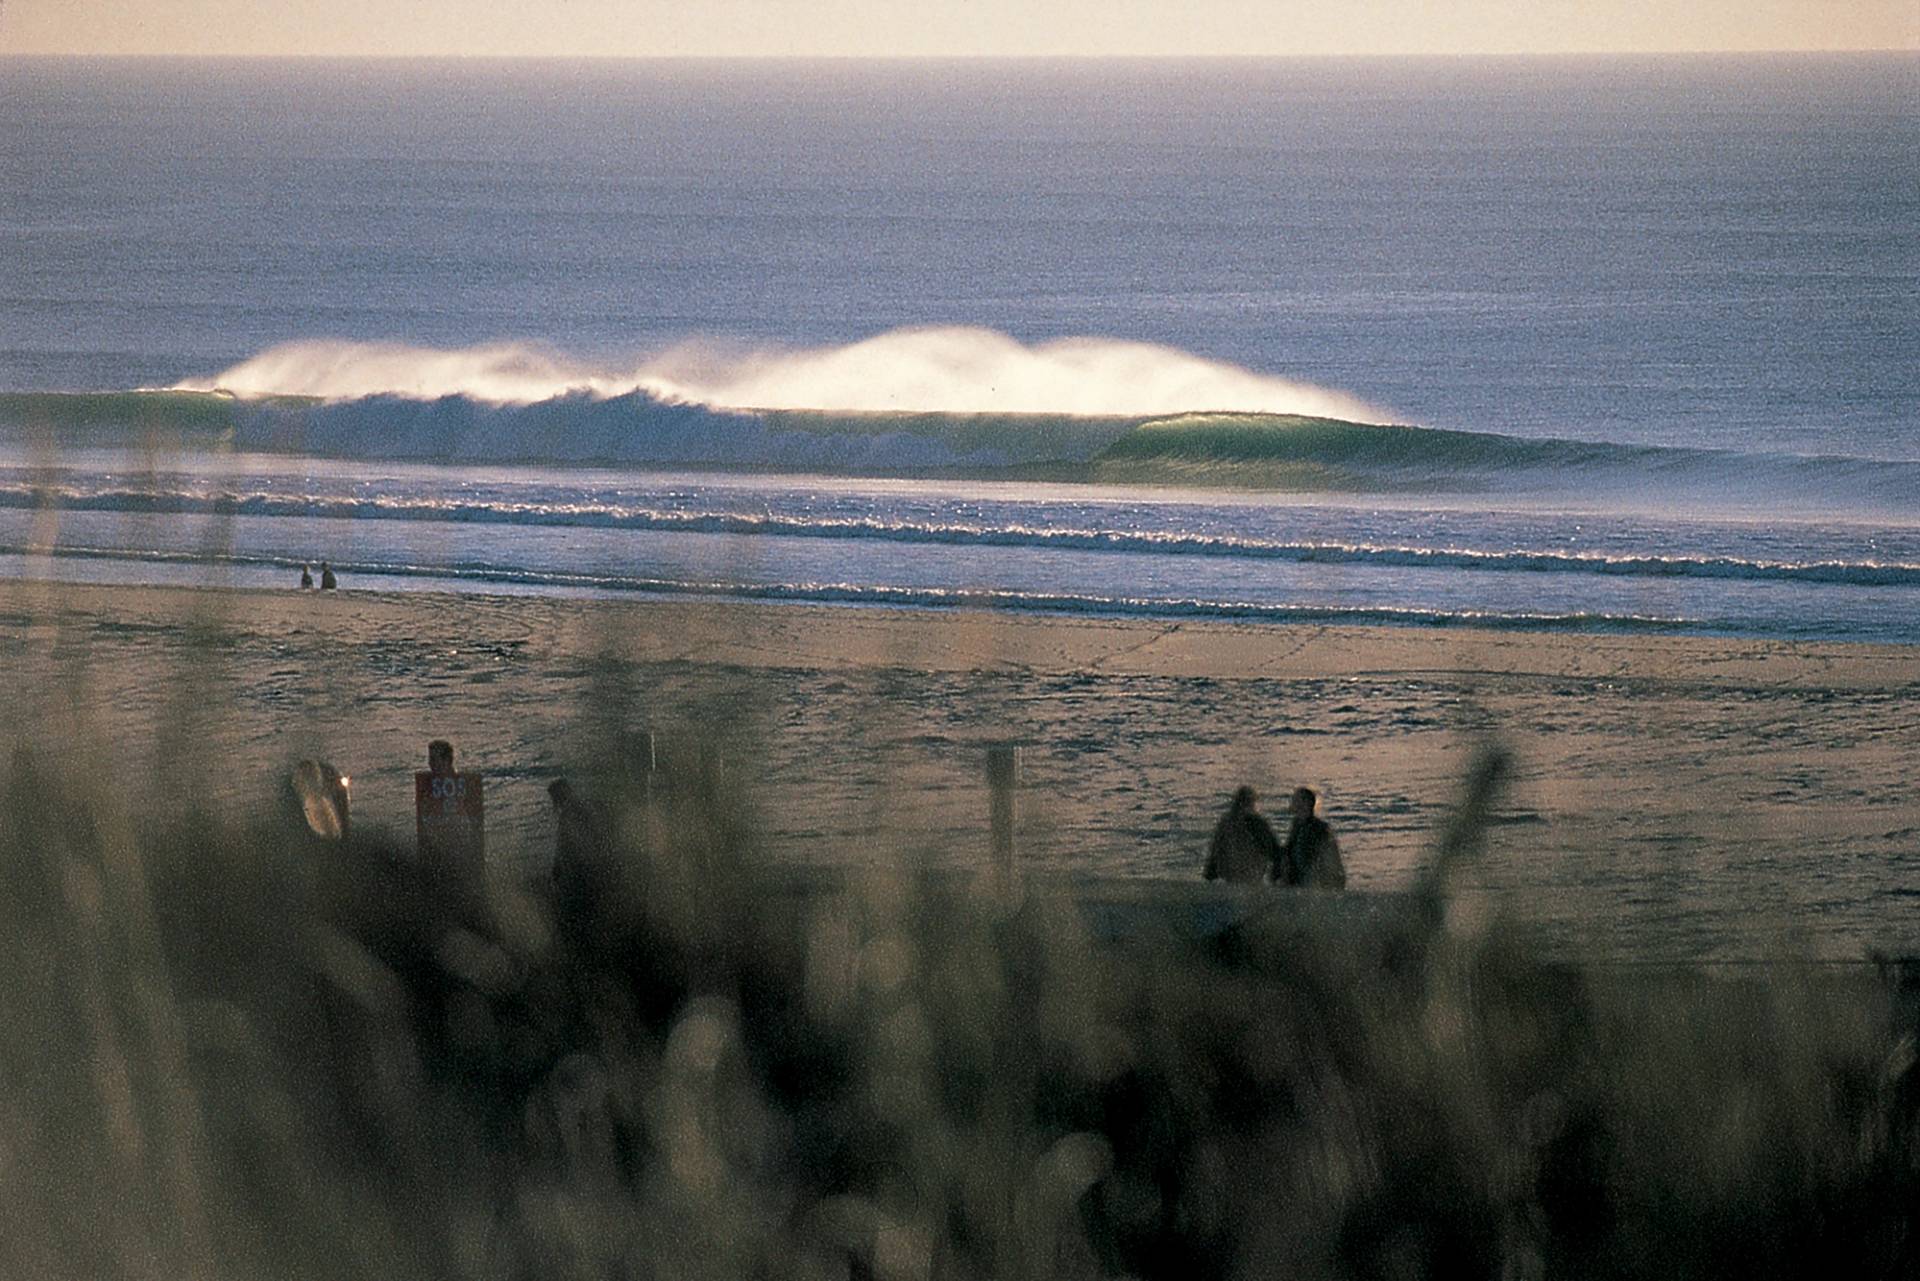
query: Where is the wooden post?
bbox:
[623,729,658,804]
[986,743,1020,883]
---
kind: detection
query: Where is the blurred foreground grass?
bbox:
[2,681,1918,1281]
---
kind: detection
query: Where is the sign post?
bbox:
[416,768,485,872]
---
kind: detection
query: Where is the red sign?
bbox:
[416,771,485,866]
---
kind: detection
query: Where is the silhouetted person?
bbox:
[299,564,314,589]
[1205,785,1282,883]
[319,561,337,590]
[1277,787,1345,888]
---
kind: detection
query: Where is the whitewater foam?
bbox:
[11,481,1920,589]
[174,328,1388,421]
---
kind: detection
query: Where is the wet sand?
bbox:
[5,577,1918,961]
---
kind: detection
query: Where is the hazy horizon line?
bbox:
[3,48,1915,62]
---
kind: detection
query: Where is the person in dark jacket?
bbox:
[319,561,338,590]
[1205,785,1282,883]
[1276,786,1345,888]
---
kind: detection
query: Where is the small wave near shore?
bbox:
[6,481,1920,590]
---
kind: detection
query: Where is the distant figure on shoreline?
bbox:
[299,564,314,589]
[1205,785,1282,883]
[320,561,338,590]
[1276,786,1345,889]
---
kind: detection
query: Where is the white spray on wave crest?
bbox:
[177,328,1386,421]
[176,341,608,404]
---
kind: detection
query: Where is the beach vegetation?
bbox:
[1,630,1916,1280]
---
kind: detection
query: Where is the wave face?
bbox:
[0,328,1907,517]
[6,385,1919,517]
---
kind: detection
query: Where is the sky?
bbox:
[2,0,1916,58]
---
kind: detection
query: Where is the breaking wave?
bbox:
[2,330,1918,513]
[170,329,1388,420]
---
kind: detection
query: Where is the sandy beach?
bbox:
[5,576,1918,961]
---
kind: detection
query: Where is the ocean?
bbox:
[2,54,1917,640]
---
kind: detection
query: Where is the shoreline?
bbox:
[8,575,1920,685]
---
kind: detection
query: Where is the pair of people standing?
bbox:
[299,562,337,590]
[1205,785,1345,888]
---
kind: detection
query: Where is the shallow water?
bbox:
[6,452,1920,642]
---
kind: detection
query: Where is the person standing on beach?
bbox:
[1276,787,1345,889]
[1205,786,1282,883]
[319,562,337,590]
[299,564,314,589]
